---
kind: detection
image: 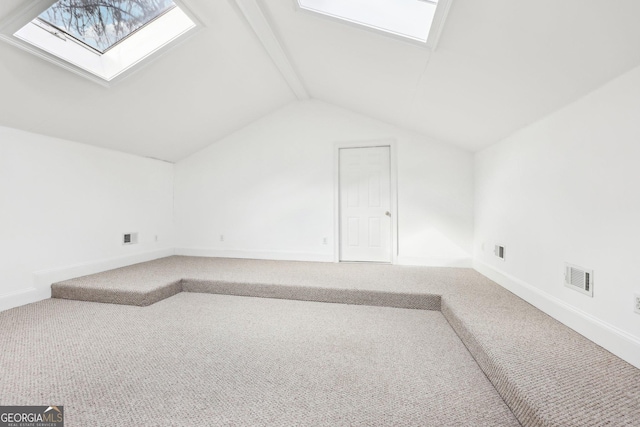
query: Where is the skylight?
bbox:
[38,0,177,53]
[4,0,197,83]
[298,0,440,44]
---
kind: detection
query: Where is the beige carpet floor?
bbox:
[0,293,519,427]
[49,256,640,426]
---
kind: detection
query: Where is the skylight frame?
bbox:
[0,0,203,87]
[295,0,452,50]
[32,16,104,55]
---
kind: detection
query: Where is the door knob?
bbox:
[385,211,391,217]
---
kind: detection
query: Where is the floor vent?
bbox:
[564,263,593,297]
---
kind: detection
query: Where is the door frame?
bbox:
[333,140,398,264]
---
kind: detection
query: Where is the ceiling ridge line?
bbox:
[407,52,432,123]
[233,0,309,100]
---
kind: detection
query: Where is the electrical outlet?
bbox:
[322,237,328,245]
[634,293,640,314]
[155,235,158,242]
[220,234,224,242]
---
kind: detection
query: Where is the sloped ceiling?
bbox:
[0,0,296,162]
[1,0,640,161]
[263,0,640,150]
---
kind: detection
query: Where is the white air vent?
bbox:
[494,245,505,261]
[123,232,138,245]
[564,263,593,297]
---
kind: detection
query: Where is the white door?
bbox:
[339,146,392,262]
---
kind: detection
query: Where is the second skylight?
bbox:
[298,0,439,43]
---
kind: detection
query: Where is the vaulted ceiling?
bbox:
[1,0,640,162]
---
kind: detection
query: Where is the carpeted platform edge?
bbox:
[182,279,441,311]
[51,278,441,311]
[442,298,537,427]
[51,280,183,307]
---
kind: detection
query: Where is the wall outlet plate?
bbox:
[634,293,640,314]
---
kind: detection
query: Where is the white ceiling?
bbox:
[1,0,640,161]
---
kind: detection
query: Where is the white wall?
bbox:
[474,65,640,368]
[174,100,474,266]
[0,126,175,310]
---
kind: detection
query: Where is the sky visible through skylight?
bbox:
[38,0,176,53]
[298,0,439,43]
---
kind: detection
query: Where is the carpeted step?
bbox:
[52,279,182,306]
[441,284,640,427]
[52,276,440,310]
[183,279,440,310]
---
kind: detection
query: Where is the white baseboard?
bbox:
[32,248,175,295]
[175,247,334,263]
[474,259,640,369]
[0,287,50,312]
[396,256,472,268]
[175,249,471,267]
